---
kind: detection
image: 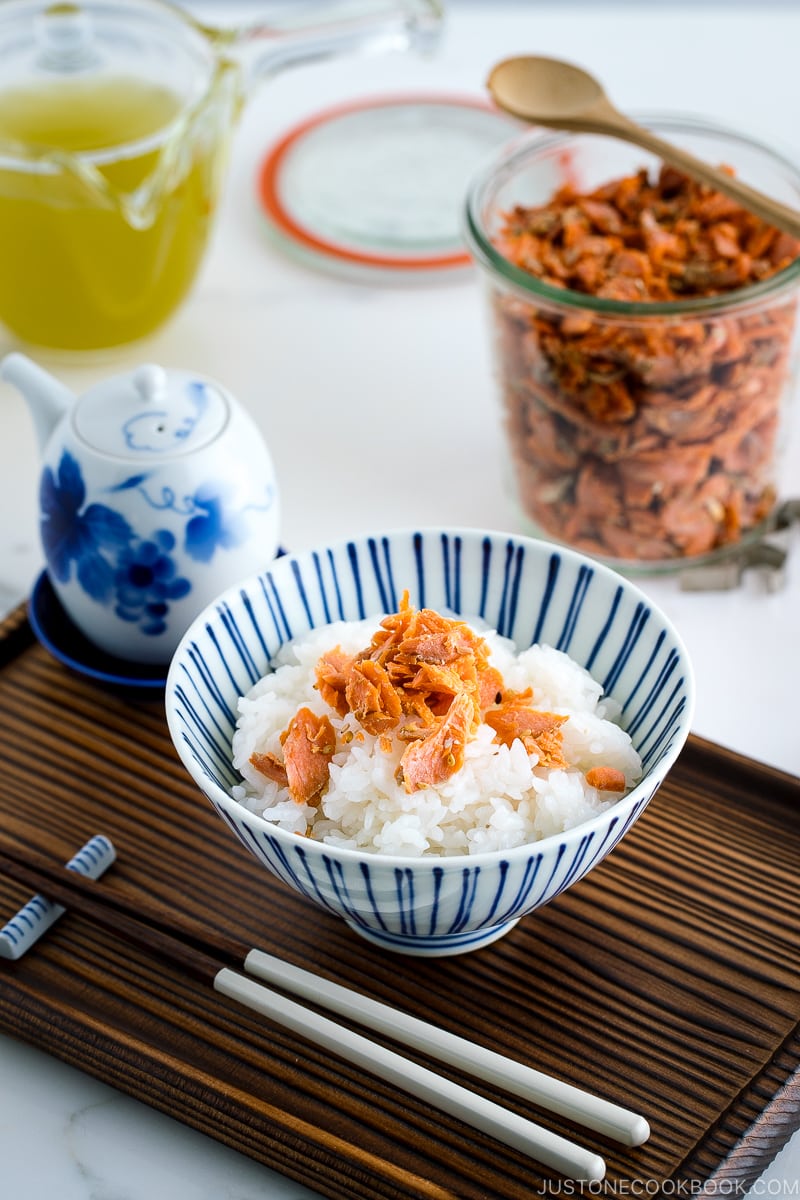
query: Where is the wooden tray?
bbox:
[0,601,798,1199]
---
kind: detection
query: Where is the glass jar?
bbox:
[464,114,800,571]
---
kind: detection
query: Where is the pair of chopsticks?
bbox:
[0,837,650,1181]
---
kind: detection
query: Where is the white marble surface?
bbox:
[1,2,799,1196]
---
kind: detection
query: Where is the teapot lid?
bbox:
[73,365,230,460]
[0,0,212,103]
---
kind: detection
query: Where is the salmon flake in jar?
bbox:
[465,117,800,568]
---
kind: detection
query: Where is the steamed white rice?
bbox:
[231,616,642,857]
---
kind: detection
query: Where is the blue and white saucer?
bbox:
[28,571,168,692]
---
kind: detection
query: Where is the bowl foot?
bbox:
[345,918,520,957]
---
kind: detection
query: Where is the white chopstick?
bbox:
[215,968,607,1181]
[1,841,646,1180]
[244,949,650,1147]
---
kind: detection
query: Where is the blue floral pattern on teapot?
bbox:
[2,354,281,664]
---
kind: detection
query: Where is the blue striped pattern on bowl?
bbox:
[166,528,694,957]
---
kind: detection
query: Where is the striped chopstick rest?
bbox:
[0,835,116,959]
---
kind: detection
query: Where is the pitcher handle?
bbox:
[205,0,444,94]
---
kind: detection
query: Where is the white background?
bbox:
[0,2,798,1197]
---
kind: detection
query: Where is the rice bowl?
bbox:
[165,527,695,955]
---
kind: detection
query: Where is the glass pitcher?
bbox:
[0,0,443,352]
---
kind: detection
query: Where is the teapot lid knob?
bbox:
[73,365,231,461]
[133,364,168,403]
[36,3,100,73]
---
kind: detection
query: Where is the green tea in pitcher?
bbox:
[0,73,228,351]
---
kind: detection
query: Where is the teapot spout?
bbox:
[0,353,75,453]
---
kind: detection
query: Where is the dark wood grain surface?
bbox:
[0,603,798,1199]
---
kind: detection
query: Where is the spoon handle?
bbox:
[600,109,800,240]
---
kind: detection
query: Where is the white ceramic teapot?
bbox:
[2,353,280,664]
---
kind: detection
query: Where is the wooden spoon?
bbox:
[487,55,800,239]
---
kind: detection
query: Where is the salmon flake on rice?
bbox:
[231,600,642,857]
